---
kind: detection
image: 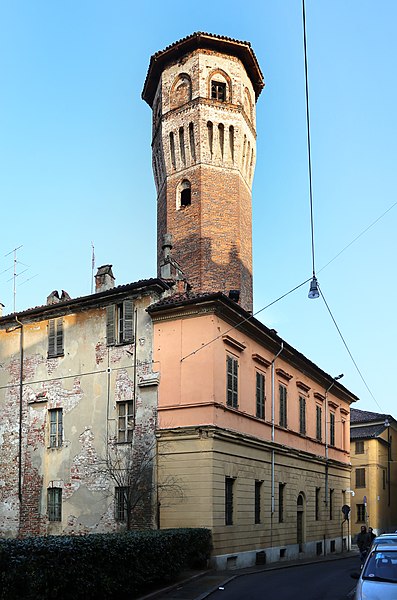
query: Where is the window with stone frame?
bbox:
[279,384,287,428]
[299,396,306,435]
[356,468,366,488]
[256,372,265,419]
[106,300,134,345]
[48,317,64,358]
[316,405,322,441]
[117,401,134,443]
[226,355,238,408]
[356,503,366,522]
[211,80,226,101]
[355,440,364,454]
[329,411,335,446]
[49,408,63,448]
[48,487,62,521]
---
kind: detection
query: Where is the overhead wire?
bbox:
[318,283,383,411]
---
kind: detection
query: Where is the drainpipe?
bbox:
[270,342,283,547]
[324,373,343,555]
[16,317,24,509]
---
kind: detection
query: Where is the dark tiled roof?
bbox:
[142,31,264,106]
[350,424,387,440]
[148,290,222,310]
[351,408,392,424]
[0,278,171,324]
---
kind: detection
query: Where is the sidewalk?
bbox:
[139,549,360,600]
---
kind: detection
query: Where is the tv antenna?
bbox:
[3,245,37,313]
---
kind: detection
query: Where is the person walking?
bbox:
[368,527,376,544]
[356,525,370,565]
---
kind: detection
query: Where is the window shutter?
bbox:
[56,318,64,355]
[106,305,116,345]
[48,319,56,356]
[123,300,134,342]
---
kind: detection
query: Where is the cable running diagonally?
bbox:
[318,283,382,411]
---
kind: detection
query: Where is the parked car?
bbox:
[352,544,397,599]
[370,533,397,552]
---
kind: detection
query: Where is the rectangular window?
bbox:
[316,405,322,441]
[49,408,63,448]
[255,481,262,524]
[329,489,334,520]
[315,487,320,521]
[211,81,226,102]
[357,503,366,522]
[279,384,287,428]
[117,401,134,443]
[355,440,364,454]
[226,356,238,408]
[106,300,134,345]
[48,318,64,358]
[225,478,235,526]
[330,412,335,446]
[256,372,265,419]
[115,486,128,522]
[299,396,306,435]
[356,468,366,488]
[278,483,285,523]
[48,487,62,522]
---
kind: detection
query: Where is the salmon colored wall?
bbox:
[153,311,351,464]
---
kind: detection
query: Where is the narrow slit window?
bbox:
[218,123,224,158]
[189,122,196,162]
[170,132,176,169]
[207,121,213,156]
[229,126,234,162]
[179,127,185,165]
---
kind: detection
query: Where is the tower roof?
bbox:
[142,31,265,107]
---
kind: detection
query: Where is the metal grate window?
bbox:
[315,487,320,521]
[225,478,235,525]
[278,483,285,523]
[255,481,262,524]
[115,486,128,522]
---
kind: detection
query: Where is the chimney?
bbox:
[0,303,4,317]
[95,265,115,293]
[47,290,60,305]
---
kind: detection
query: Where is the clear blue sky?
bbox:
[1,1,396,417]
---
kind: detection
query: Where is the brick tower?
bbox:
[142,33,264,312]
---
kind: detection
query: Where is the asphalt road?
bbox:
[207,556,359,600]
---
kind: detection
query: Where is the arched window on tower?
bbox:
[177,180,191,209]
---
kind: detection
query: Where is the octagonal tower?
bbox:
[142,32,264,312]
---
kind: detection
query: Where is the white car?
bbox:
[352,544,397,599]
